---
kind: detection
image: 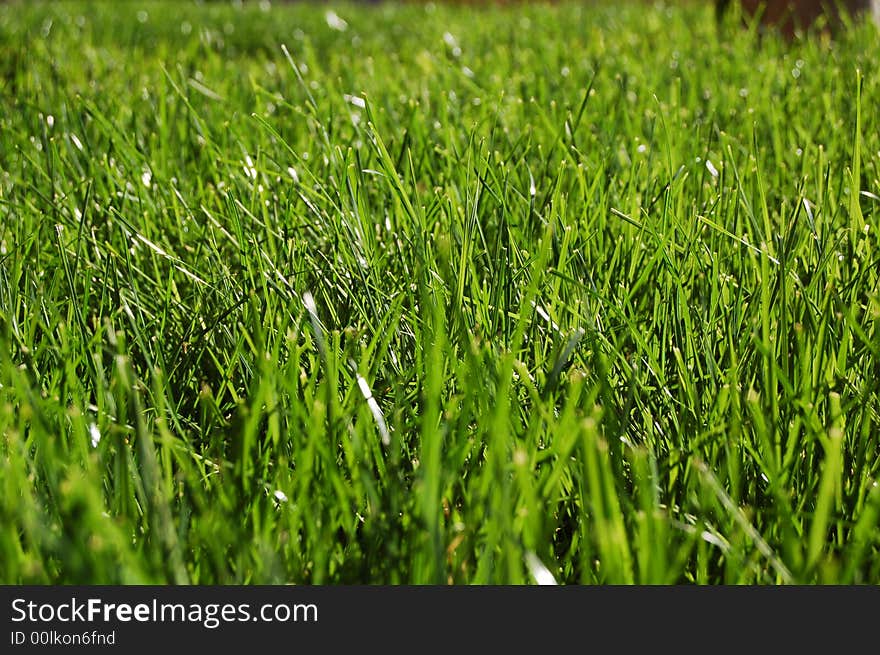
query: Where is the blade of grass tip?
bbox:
[629,447,669,584]
[567,68,598,142]
[281,43,318,114]
[362,97,421,227]
[525,551,558,585]
[415,281,447,584]
[54,224,89,349]
[696,214,780,265]
[580,411,635,583]
[849,68,864,231]
[158,64,211,146]
[695,460,794,583]
[752,126,776,262]
[841,480,880,583]
[806,392,844,572]
[302,290,326,360]
[508,223,556,357]
[117,357,188,584]
[303,290,339,447]
[542,327,586,399]
[351,359,390,447]
[70,180,91,285]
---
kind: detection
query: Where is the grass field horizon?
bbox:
[1,0,879,584]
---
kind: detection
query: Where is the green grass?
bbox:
[1,0,879,584]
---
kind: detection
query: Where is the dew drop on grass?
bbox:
[89,423,101,448]
[244,155,256,179]
[356,373,390,446]
[344,93,366,108]
[325,10,348,32]
[525,552,558,585]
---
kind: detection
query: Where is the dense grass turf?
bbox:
[1,0,879,584]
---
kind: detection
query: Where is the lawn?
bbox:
[1,0,878,584]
